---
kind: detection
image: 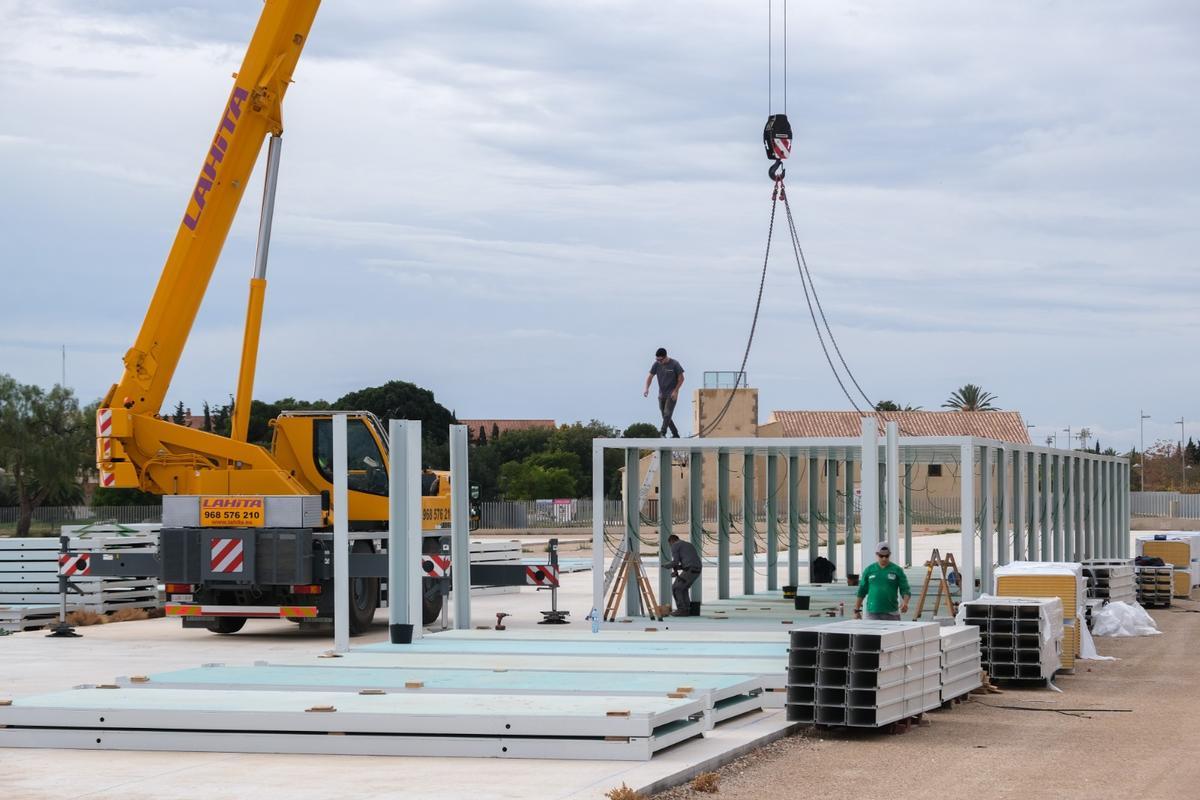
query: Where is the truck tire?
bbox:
[422,583,443,626]
[206,617,247,634]
[349,540,380,635]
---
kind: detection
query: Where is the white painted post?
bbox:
[592,442,605,615]
[960,443,976,601]
[405,420,423,640]
[860,418,879,566]
[332,413,349,653]
[449,424,470,629]
[885,422,900,549]
[387,419,421,642]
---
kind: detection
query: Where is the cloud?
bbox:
[1,1,1196,444]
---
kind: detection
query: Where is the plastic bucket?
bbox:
[389,623,414,644]
[782,585,797,599]
[794,595,811,610]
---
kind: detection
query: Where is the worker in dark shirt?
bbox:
[643,347,685,438]
[662,534,702,616]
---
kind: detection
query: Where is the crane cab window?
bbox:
[313,418,388,496]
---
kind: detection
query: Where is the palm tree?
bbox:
[942,384,999,411]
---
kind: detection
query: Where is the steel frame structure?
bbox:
[591,421,1129,615]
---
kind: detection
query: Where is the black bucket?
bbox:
[689,601,702,617]
[794,595,811,610]
[389,623,414,644]
[782,585,797,599]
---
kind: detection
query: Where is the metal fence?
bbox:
[0,506,164,537]
[478,494,966,530]
[1131,491,1200,519]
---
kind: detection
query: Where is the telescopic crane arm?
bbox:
[97,0,320,493]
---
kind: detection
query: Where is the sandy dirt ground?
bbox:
[653,598,1200,800]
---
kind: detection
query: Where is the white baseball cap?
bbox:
[875,542,892,555]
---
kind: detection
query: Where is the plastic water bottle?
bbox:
[589,607,600,634]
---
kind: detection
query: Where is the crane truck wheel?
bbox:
[206,617,247,635]
[422,583,443,626]
[348,539,381,635]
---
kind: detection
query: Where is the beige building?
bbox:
[633,387,1030,512]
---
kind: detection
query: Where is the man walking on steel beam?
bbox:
[643,347,685,438]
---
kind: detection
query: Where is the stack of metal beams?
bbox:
[1081,559,1136,605]
[938,625,982,701]
[961,596,1063,682]
[1134,565,1173,608]
[786,620,942,728]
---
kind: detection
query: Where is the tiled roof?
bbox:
[768,410,1031,444]
[459,419,557,438]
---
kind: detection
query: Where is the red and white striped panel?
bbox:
[98,438,113,461]
[422,554,451,577]
[210,537,245,574]
[525,565,559,587]
[59,554,91,576]
[99,470,116,487]
[96,408,113,437]
[771,136,791,160]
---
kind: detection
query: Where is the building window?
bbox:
[928,464,943,478]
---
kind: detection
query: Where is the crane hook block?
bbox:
[763,114,792,161]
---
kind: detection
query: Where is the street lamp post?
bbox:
[1177,417,1186,487]
[1063,426,1071,452]
[1139,411,1151,491]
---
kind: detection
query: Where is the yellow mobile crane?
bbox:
[90,0,537,634]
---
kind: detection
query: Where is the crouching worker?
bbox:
[662,534,702,616]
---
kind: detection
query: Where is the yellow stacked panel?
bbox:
[996,574,1080,670]
[1174,571,1192,599]
[1141,541,1190,570]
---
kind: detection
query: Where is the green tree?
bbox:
[201,401,213,433]
[623,422,661,438]
[498,460,577,500]
[171,400,187,425]
[0,375,93,535]
[941,384,998,411]
[874,400,922,412]
[92,487,162,507]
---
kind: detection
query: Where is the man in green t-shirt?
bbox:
[853,542,910,621]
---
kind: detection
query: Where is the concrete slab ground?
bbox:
[0,530,1151,799]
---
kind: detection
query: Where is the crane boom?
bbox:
[97,0,319,493]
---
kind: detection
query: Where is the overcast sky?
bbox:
[1,1,1196,451]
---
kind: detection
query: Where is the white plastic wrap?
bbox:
[1091,601,1162,638]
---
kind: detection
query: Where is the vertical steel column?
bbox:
[1062,455,1073,562]
[624,448,642,615]
[808,455,820,573]
[742,450,756,596]
[388,419,423,642]
[1106,461,1116,558]
[1040,452,1051,561]
[766,451,779,591]
[658,446,674,605]
[903,464,913,567]
[997,448,1010,566]
[788,453,800,587]
[591,443,605,614]
[960,443,977,602]
[843,459,856,578]
[449,424,471,629]
[860,419,880,565]
[1089,459,1100,560]
[885,422,900,550]
[332,414,350,653]
[1052,454,1063,561]
[826,459,838,566]
[1012,450,1024,560]
[979,446,993,594]
[1080,456,1090,559]
[1123,462,1131,558]
[718,450,731,599]
[689,451,704,605]
[1080,455,1089,556]
[1026,452,1038,561]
